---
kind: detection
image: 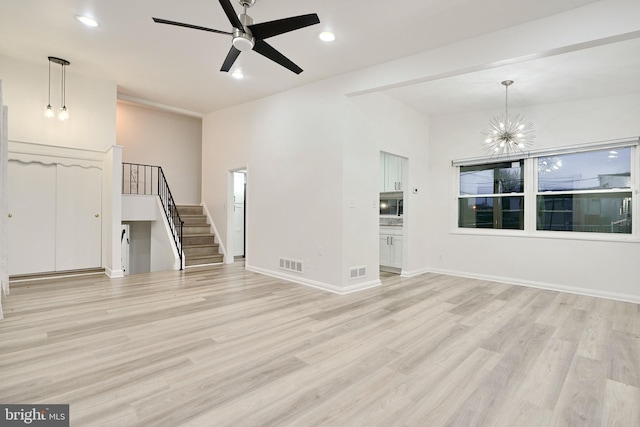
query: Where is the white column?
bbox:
[0,82,8,319]
[103,145,124,277]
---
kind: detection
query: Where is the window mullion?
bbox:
[525,157,536,234]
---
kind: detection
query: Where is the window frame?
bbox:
[452,139,639,242]
[458,160,526,230]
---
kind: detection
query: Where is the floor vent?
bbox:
[349,266,367,279]
[279,258,303,273]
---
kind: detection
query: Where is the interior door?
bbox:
[55,165,102,271]
[232,171,246,257]
[7,161,57,275]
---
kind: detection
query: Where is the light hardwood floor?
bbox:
[1,264,639,426]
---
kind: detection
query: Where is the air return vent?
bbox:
[279,258,303,273]
[349,266,367,279]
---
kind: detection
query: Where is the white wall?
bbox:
[150,199,181,272]
[343,93,430,285]
[427,93,640,302]
[201,0,640,299]
[117,102,202,205]
[0,55,116,150]
[203,80,347,291]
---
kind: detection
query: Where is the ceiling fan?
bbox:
[153,0,320,74]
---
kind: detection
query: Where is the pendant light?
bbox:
[44,59,54,118]
[482,80,534,155]
[44,56,70,121]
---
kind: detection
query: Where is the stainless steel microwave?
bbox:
[380,192,403,216]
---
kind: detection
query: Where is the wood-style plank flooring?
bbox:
[1,264,639,426]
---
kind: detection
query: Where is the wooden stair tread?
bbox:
[176,205,223,265]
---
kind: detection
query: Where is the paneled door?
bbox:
[7,161,57,275]
[55,165,102,271]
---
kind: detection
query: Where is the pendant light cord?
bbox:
[61,64,65,107]
[48,60,51,105]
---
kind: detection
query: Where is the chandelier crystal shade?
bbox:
[482,80,534,155]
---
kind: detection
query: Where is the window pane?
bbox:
[537,193,632,233]
[460,161,523,195]
[538,147,631,191]
[459,196,524,229]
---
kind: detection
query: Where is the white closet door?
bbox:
[7,161,57,275]
[55,165,102,271]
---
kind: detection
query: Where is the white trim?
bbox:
[8,139,115,158]
[201,203,226,262]
[155,197,183,270]
[247,264,382,295]
[117,94,205,119]
[105,267,124,278]
[452,137,639,167]
[425,267,640,304]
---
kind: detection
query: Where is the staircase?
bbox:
[177,205,223,267]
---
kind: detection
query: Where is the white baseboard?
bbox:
[106,267,124,278]
[246,264,381,295]
[424,267,640,304]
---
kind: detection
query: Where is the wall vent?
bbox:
[279,257,303,273]
[349,266,367,279]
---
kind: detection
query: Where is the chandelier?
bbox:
[482,80,534,155]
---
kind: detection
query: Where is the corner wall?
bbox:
[117,102,202,205]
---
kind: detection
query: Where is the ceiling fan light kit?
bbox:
[153,0,320,74]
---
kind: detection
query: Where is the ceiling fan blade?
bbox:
[152,18,232,35]
[219,0,243,29]
[220,46,241,72]
[253,39,303,74]
[248,14,320,40]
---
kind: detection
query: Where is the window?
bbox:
[536,147,632,234]
[455,142,636,238]
[459,160,524,229]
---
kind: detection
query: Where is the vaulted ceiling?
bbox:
[1,0,637,116]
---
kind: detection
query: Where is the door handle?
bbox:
[95,214,100,218]
[8,213,12,218]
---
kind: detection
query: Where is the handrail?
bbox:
[122,162,184,270]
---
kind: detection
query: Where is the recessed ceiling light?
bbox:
[319,31,335,42]
[76,15,99,27]
[231,70,244,79]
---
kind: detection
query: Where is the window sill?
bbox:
[451,227,639,243]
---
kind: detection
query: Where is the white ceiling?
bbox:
[383,36,640,116]
[1,0,636,116]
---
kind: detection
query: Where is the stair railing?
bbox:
[122,163,184,270]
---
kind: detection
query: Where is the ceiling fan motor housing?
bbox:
[232,13,255,51]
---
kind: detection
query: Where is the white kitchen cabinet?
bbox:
[380,152,404,192]
[380,226,403,270]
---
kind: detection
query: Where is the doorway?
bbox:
[232,170,246,259]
